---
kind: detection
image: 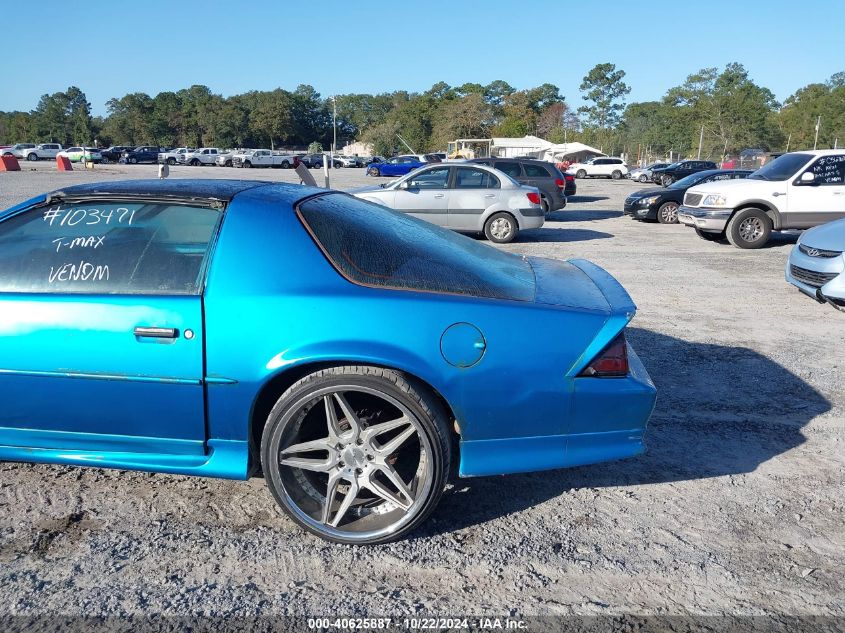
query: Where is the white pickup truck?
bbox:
[179,147,225,166]
[158,148,194,165]
[231,149,297,169]
[232,149,296,169]
[678,150,845,248]
[21,143,64,161]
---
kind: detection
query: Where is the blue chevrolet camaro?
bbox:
[0,179,656,544]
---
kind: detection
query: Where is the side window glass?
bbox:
[706,174,730,182]
[494,162,522,178]
[0,202,222,295]
[808,155,845,185]
[406,167,450,189]
[455,168,500,189]
[523,164,550,178]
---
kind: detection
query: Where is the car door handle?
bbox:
[434,193,445,198]
[134,326,178,339]
[833,191,844,195]
[772,192,786,197]
[484,194,495,198]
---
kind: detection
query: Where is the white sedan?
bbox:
[57,147,103,163]
[350,163,544,243]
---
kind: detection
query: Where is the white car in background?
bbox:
[158,148,194,165]
[2,143,36,158]
[567,156,628,179]
[629,162,669,183]
[785,217,845,310]
[57,147,102,163]
[350,163,544,243]
[179,147,225,166]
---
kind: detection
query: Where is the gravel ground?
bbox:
[0,163,843,621]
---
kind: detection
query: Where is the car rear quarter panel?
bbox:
[203,191,618,455]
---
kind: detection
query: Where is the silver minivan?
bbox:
[350,163,544,243]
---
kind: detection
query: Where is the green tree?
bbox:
[579,63,631,129]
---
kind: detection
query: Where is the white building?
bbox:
[491,135,605,163]
[341,141,373,157]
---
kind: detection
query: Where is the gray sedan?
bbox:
[350,163,544,243]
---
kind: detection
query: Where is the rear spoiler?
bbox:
[568,259,636,317]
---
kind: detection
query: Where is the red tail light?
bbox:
[564,174,575,182]
[554,178,565,189]
[526,192,541,205]
[580,332,629,377]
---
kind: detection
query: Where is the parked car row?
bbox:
[620,149,845,310]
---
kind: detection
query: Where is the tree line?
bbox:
[1,63,843,160]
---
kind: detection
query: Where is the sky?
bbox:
[2,1,844,116]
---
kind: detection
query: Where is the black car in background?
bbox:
[99,146,134,163]
[624,169,752,223]
[651,160,718,186]
[122,146,168,164]
[468,157,571,213]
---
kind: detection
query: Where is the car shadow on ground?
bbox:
[549,209,622,222]
[521,228,614,243]
[701,232,800,250]
[567,196,610,203]
[419,328,829,538]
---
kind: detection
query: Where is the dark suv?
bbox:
[651,160,718,186]
[100,146,134,163]
[468,157,569,214]
[122,146,168,164]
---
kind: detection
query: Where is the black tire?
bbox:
[611,170,622,180]
[657,201,679,224]
[576,169,587,179]
[483,211,519,244]
[27,153,38,161]
[695,228,725,242]
[129,157,137,164]
[367,166,379,177]
[539,194,550,215]
[639,174,649,183]
[281,160,290,169]
[190,158,200,166]
[260,365,451,545]
[661,175,673,186]
[726,208,772,249]
[225,160,232,167]
[167,157,176,165]
[243,160,252,168]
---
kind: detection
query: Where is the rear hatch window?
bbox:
[298,193,535,301]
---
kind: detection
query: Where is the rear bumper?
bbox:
[678,206,731,231]
[459,344,656,477]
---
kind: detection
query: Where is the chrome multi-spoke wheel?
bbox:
[262,366,450,544]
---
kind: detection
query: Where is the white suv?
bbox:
[567,157,628,179]
[678,150,845,248]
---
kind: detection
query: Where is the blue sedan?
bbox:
[0,179,656,544]
[366,154,426,177]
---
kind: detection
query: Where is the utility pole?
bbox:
[785,133,791,153]
[697,125,704,160]
[331,95,337,157]
[813,115,821,150]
